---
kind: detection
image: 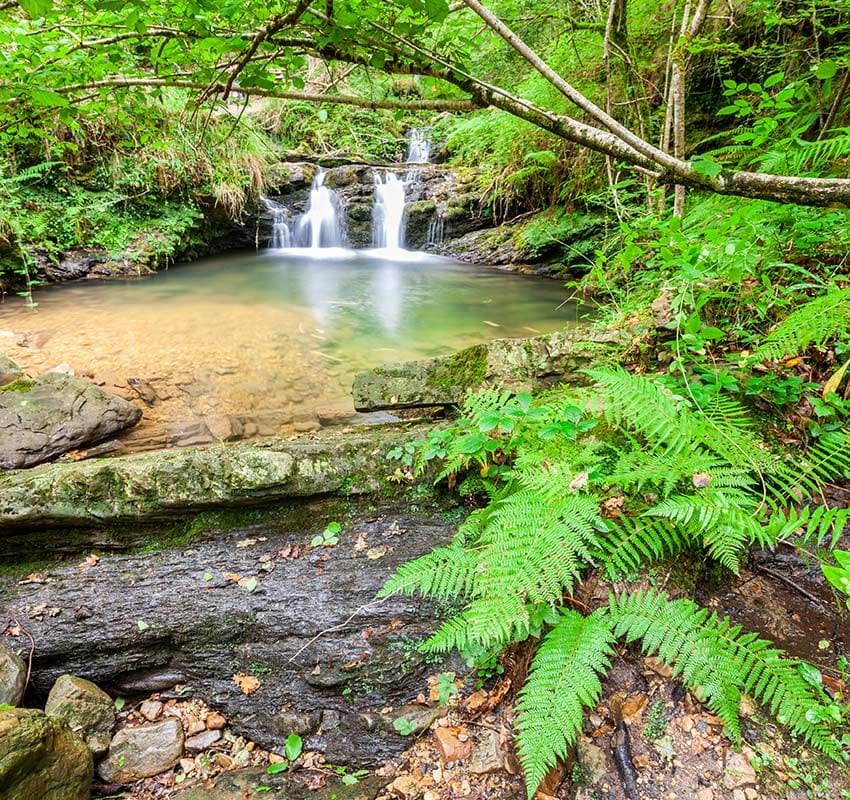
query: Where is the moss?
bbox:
[424,345,488,392]
[0,378,36,393]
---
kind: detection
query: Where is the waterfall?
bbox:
[406,127,431,165]
[298,170,346,249]
[262,197,292,249]
[373,172,406,251]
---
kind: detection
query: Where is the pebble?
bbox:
[205,711,227,730]
[696,789,713,800]
[733,791,746,800]
[140,699,163,722]
[185,729,222,750]
[187,718,206,735]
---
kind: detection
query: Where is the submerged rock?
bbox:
[0,707,93,800]
[0,641,27,706]
[352,328,626,411]
[45,674,115,757]
[97,718,184,783]
[0,372,142,469]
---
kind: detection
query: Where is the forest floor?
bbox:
[104,539,850,800]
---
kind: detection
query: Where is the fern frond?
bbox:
[378,544,480,600]
[752,287,850,362]
[595,516,696,580]
[422,594,528,654]
[607,590,839,757]
[768,504,850,549]
[516,610,615,798]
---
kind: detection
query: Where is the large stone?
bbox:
[0,641,26,707]
[0,372,142,469]
[0,422,438,529]
[0,503,459,767]
[45,674,115,756]
[0,353,22,387]
[352,328,626,411]
[0,707,93,800]
[97,718,184,783]
[172,766,390,800]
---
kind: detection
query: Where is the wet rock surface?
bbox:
[0,707,93,800]
[0,505,458,767]
[0,371,142,469]
[98,718,185,783]
[172,766,391,800]
[45,673,116,756]
[0,640,27,706]
[352,328,625,411]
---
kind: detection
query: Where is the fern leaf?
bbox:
[607,590,839,757]
[516,610,615,798]
[752,287,850,362]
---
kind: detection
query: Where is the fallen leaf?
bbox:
[240,577,258,593]
[79,553,100,570]
[367,546,388,560]
[823,356,850,398]
[232,673,261,694]
[568,471,589,491]
[236,538,258,549]
[692,472,712,488]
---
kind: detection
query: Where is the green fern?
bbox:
[516,610,615,797]
[606,590,840,757]
[751,287,850,363]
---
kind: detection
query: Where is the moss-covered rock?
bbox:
[0,708,93,800]
[352,327,626,411]
[0,423,438,528]
[45,675,115,757]
[0,353,22,387]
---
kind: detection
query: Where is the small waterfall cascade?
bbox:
[262,197,292,249]
[404,127,431,183]
[299,170,346,249]
[427,214,446,247]
[373,172,406,251]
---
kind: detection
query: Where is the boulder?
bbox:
[0,707,93,800]
[0,422,438,530]
[352,328,626,411]
[45,674,115,756]
[0,641,26,707]
[0,372,142,469]
[97,718,184,783]
[0,353,22,387]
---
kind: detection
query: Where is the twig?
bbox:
[752,565,825,607]
[12,616,35,692]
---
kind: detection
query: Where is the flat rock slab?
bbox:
[0,422,437,529]
[0,372,141,469]
[352,328,625,411]
[173,766,390,800]
[0,507,457,766]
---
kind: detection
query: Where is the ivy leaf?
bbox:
[30,88,69,108]
[266,762,289,775]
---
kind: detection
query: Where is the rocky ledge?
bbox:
[352,327,626,411]
[0,422,438,529]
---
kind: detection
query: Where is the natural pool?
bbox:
[0,249,585,453]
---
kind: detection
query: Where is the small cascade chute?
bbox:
[427,214,446,247]
[262,197,293,249]
[299,170,346,250]
[373,172,406,251]
[404,127,431,183]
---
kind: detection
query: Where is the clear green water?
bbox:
[0,250,585,449]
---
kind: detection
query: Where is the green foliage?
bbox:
[751,287,850,363]
[382,358,850,796]
[516,609,614,793]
